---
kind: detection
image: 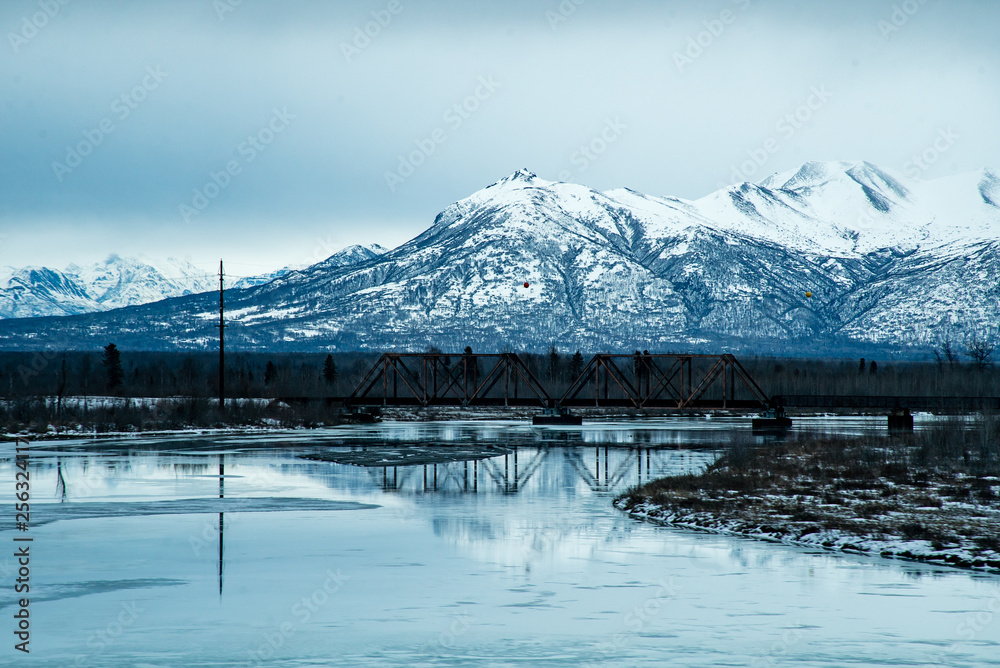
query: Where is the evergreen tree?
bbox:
[463,346,478,386]
[869,360,878,375]
[56,355,68,416]
[264,361,277,386]
[548,345,560,380]
[323,354,338,385]
[569,350,584,379]
[102,343,124,390]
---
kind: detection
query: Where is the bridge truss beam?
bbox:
[557,353,770,410]
[345,353,553,408]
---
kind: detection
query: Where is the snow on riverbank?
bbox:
[616,434,1000,573]
[615,498,1000,572]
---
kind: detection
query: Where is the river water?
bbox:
[2,417,998,667]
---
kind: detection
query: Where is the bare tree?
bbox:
[933,335,959,367]
[965,329,997,371]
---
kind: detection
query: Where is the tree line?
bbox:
[0,344,997,400]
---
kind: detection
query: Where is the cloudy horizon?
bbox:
[2,0,998,276]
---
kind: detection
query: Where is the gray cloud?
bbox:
[1,0,997,272]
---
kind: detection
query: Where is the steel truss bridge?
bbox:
[272,351,1000,429]
[343,352,770,411]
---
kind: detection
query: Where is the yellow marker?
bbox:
[805,292,812,298]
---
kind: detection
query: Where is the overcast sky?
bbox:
[1,0,997,279]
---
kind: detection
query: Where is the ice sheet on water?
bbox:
[0,578,185,611]
[0,497,379,531]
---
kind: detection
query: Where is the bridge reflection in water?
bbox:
[370,445,703,495]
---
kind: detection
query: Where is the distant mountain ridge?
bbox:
[0,245,389,320]
[0,255,217,320]
[0,164,995,356]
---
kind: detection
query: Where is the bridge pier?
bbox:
[532,407,582,426]
[888,408,913,433]
[752,407,792,431]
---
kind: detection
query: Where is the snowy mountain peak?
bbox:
[505,168,539,182]
[844,161,911,201]
[320,243,390,268]
[758,160,910,201]
[758,160,851,190]
[425,169,556,234]
[487,169,548,190]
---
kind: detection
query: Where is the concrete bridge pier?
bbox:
[888,408,914,433]
[752,407,792,431]
[532,407,583,425]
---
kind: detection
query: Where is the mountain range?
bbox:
[0,245,387,320]
[0,162,995,356]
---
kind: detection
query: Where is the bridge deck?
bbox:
[772,395,1000,411]
[281,395,1000,412]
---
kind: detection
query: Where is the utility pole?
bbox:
[219,259,225,411]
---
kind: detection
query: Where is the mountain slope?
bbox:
[0,266,97,319]
[0,246,389,320]
[0,256,218,319]
[0,163,995,355]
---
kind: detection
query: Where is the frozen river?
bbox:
[2,417,999,666]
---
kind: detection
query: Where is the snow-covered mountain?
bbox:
[0,245,389,319]
[0,255,219,319]
[0,163,995,355]
[229,245,389,290]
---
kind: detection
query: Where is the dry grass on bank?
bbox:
[618,417,1000,566]
[0,397,343,434]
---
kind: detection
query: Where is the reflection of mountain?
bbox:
[432,515,602,569]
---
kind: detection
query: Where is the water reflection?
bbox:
[360,446,703,495]
[2,418,997,667]
[218,453,224,597]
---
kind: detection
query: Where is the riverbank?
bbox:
[0,396,354,436]
[616,427,1000,572]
